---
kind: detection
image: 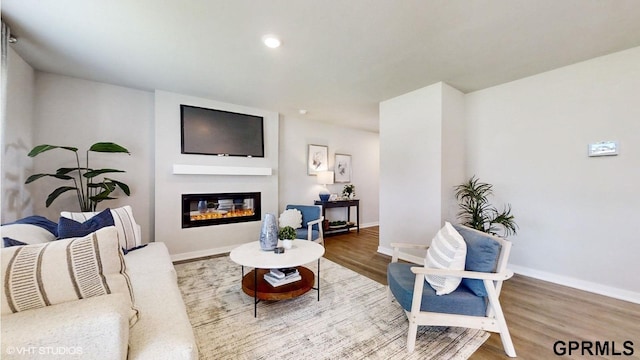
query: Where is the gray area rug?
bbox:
[175,256,489,360]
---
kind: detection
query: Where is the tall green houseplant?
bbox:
[25,142,131,212]
[454,176,518,237]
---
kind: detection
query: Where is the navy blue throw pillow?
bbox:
[58,209,115,239]
[3,237,27,247]
[2,215,59,237]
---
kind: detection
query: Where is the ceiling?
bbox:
[3,1,640,132]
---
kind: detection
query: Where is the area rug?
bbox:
[175,256,489,360]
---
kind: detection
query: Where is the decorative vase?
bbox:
[197,200,208,213]
[282,239,293,249]
[259,213,279,251]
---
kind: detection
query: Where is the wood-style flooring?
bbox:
[323,226,640,360]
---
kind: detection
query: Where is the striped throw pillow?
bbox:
[61,205,142,251]
[424,222,467,295]
[1,226,138,325]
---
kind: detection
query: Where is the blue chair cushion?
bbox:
[286,205,321,231]
[294,228,320,241]
[387,262,487,317]
[453,225,501,297]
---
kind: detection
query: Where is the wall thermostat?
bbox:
[588,141,618,157]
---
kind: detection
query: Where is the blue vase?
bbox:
[259,213,279,251]
[197,200,208,213]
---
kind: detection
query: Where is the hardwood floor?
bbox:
[323,227,640,360]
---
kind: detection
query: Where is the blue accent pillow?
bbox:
[2,215,58,237]
[453,225,501,297]
[3,237,27,247]
[58,209,115,239]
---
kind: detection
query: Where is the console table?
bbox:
[314,199,360,235]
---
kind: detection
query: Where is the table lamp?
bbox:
[317,171,334,201]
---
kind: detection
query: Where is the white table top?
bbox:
[229,240,325,269]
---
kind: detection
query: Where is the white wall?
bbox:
[379,82,465,260]
[465,47,640,302]
[278,117,379,227]
[1,48,35,223]
[28,73,155,240]
[154,91,279,260]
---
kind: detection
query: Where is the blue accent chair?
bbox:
[285,205,324,245]
[386,224,516,357]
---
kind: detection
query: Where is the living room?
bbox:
[2,1,640,359]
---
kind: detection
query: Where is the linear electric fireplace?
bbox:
[182,192,261,228]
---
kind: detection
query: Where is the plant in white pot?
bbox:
[278,226,296,249]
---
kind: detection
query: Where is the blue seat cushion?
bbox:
[453,225,501,297]
[387,262,487,316]
[295,228,320,241]
[286,205,321,231]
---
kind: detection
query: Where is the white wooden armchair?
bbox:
[386,224,516,357]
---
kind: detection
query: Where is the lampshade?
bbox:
[317,171,334,185]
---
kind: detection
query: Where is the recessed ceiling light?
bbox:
[262,35,281,48]
[299,109,308,115]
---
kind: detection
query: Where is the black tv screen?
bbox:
[180,104,265,157]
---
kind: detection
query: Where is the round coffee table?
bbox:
[229,240,325,317]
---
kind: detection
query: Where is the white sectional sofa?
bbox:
[1,211,198,360]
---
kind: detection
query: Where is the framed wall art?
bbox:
[334,153,352,182]
[308,144,328,175]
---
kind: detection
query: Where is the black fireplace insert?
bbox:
[182,192,261,228]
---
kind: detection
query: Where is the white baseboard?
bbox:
[377,246,423,264]
[170,245,237,262]
[510,265,640,305]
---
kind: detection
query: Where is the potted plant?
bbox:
[342,184,356,199]
[454,176,518,237]
[25,142,131,212]
[278,226,296,249]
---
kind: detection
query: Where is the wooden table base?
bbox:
[241,266,314,301]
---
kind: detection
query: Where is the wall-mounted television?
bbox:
[180,104,265,157]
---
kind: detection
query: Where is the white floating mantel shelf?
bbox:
[172,164,272,176]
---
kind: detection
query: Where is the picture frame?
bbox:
[334,153,352,183]
[308,144,328,175]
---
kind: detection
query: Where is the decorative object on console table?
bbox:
[342,184,355,199]
[317,171,334,201]
[307,144,328,175]
[25,142,131,212]
[334,154,352,183]
[259,213,279,251]
[314,198,360,236]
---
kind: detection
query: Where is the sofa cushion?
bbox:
[453,224,501,297]
[0,216,58,247]
[1,293,131,360]
[424,222,466,295]
[58,208,115,239]
[61,205,142,251]
[1,226,138,325]
[387,262,487,316]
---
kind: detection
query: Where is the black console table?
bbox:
[314,199,360,235]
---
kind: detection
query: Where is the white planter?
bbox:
[282,239,293,249]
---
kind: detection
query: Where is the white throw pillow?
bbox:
[61,205,142,251]
[424,222,467,295]
[279,209,303,229]
[1,226,138,325]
